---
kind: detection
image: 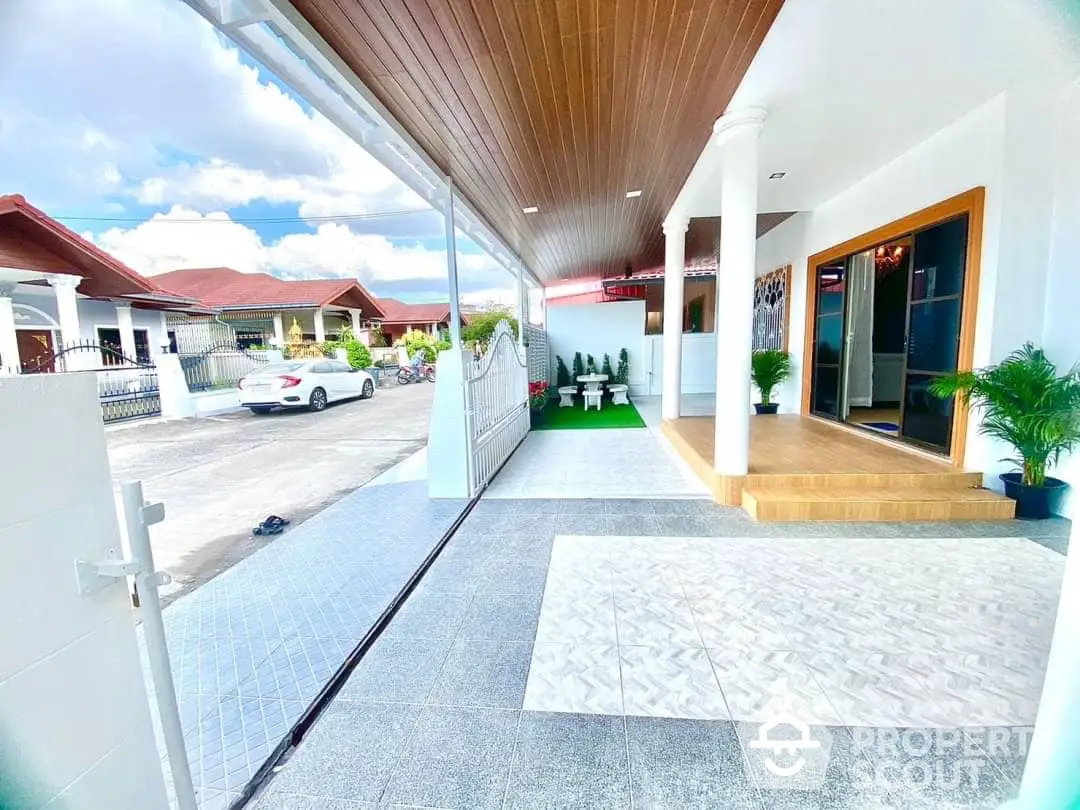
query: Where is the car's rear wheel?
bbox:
[361,379,374,399]
[249,406,273,415]
[308,387,327,412]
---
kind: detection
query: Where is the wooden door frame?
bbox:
[800,187,986,466]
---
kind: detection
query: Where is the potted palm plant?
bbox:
[751,350,792,415]
[929,343,1080,519]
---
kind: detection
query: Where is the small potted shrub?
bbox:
[751,350,792,415]
[556,356,571,389]
[528,380,551,428]
[930,343,1080,519]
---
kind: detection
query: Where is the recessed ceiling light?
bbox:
[522,205,539,214]
[625,189,642,198]
[769,172,786,180]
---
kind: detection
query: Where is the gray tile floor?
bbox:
[149,480,466,809]
[250,497,1070,809]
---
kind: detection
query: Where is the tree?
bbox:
[462,307,519,344]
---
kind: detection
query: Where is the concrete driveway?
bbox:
[106,382,433,602]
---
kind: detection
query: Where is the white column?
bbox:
[273,313,285,347]
[661,217,689,420]
[712,108,766,476]
[0,284,20,375]
[314,308,326,343]
[47,274,83,350]
[115,304,138,363]
[430,322,438,337]
[444,177,464,349]
[158,311,170,354]
[1010,519,1080,808]
[517,260,526,348]
[349,308,362,336]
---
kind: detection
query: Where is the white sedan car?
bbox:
[238,360,375,414]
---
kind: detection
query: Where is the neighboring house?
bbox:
[153,267,386,348]
[0,194,207,374]
[375,298,466,344]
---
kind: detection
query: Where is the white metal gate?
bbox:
[465,320,529,493]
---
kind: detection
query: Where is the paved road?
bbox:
[106,382,433,603]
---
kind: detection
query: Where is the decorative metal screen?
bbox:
[752,266,791,351]
[523,323,549,383]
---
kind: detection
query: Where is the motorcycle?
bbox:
[397,361,436,384]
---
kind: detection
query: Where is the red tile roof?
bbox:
[154,267,385,318]
[376,297,453,325]
[0,194,158,299]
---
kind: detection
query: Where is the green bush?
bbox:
[601,353,614,379]
[369,327,388,347]
[556,356,571,388]
[462,307,518,344]
[586,354,597,374]
[400,329,441,362]
[615,348,629,385]
[572,352,584,382]
[345,340,372,369]
[751,350,792,405]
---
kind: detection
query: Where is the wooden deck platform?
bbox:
[661,415,1015,522]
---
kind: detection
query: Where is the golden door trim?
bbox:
[800,187,985,467]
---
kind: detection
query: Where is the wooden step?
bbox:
[742,471,984,490]
[742,486,1016,522]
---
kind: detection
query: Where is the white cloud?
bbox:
[0,0,512,300]
[91,207,515,300]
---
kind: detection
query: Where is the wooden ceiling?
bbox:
[291,0,785,282]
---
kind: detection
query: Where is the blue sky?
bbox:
[0,0,515,305]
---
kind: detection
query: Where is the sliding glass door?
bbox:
[807,213,970,456]
[898,214,969,452]
[810,261,847,419]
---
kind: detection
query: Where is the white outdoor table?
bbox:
[577,374,608,393]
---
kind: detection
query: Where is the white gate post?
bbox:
[427,348,473,498]
[444,178,464,350]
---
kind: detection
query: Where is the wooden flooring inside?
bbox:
[662,415,1014,522]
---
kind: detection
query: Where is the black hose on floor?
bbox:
[229,437,524,809]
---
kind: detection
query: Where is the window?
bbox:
[329,361,352,373]
[97,327,150,365]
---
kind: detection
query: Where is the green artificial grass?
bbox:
[532,396,646,430]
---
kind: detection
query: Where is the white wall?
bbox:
[644,333,717,396]
[751,84,1080,512]
[546,300,648,393]
[0,374,168,808]
[1042,79,1080,518]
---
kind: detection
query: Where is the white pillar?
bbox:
[314,308,326,343]
[115,304,138,363]
[273,313,285,347]
[47,274,83,350]
[517,260,526,348]
[1010,520,1080,809]
[158,311,169,354]
[661,217,689,420]
[444,177,464,349]
[712,108,766,476]
[430,322,437,337]
[0,284,20,375]
[350,308,362,336]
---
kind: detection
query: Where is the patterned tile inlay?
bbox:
[522,534,1063,726]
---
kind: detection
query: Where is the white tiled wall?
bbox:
[0,374,168,809]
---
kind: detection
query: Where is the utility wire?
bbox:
[51,207,433,225]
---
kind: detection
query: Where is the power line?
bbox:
[51,207,434,225]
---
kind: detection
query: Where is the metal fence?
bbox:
[178,343,270,392]
[21,340,161,424]
[465,320,529,493]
